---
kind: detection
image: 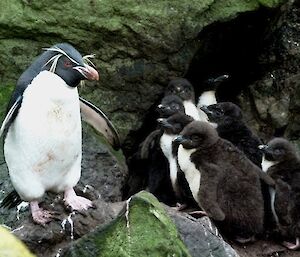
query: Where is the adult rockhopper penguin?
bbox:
[0,43,120,225]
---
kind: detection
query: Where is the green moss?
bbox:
[0,85,14,120]
[0,0,287,139]
[64,191,191,257]
[258,0,286,7]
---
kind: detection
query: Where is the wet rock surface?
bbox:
[165,207,239,257]
[238,0,300,146]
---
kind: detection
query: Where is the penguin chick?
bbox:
[201,102,263,167]
[130,95,186,205]
[0,43,119,225]
[175,121,274,241]
[260,138,300,250]
[157,113,195,206]
[197,73,229,108]
[156,94,185,118]
[165,78,207,121]
[141,94,185,159]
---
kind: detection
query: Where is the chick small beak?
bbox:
[157,118,173,129]
[258,144,268,151]
[173,135,184,144]
[214,74,229,83]
[200,105,212,115]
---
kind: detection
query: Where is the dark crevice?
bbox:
[121,6,283,199]
[185,7,280,103]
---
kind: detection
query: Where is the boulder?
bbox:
[238,0,300,147]
[4,191,239,257]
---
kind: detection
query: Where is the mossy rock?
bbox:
[0,226,35,257]
[63,191,191,257]
[0,0,286,140]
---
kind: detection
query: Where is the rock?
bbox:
[11,198,124,257]
[0,226,36,257]
[165,207,239,257]
[80,125,128,203]
[62,191,191,257]
[0,0,285,142]
[238,0,300,146]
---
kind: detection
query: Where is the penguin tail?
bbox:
[0,190,22,209]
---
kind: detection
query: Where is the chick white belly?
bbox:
[4,71,82,201]
[177,145,200,203]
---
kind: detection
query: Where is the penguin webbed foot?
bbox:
[188,210,208,218]
[64,188,94,212]
[30,201,58,226]
[282,237,300,250]
[234,235,256,244]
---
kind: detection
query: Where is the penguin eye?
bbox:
[215,109,224,117]
[171,103,179,110]
[274,149,283,156]
[64,59,73,68]
[191,134,201,141]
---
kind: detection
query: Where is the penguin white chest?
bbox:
[183,100,208,122]
[4,71,82,199]
[261,155,278,172]
[197,90,217,107]
[160,134,178,192]
[261,154,280,223]
[177,145,200,203]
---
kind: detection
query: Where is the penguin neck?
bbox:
[197,90,217,107]
[27,71,78,103]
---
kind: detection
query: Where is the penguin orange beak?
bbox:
[83,64,99,81]
[74,64,99,81]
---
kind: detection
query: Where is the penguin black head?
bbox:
[201,73,229,91]
[157,95,185,118]
[175,121,219,149]
[157,112,193,135]
[259,138,298,162]
[164,78,195,102]
[18,43,99,89]
[200,102,242,123]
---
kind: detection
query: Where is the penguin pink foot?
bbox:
[30,201,56,225]
[188,210,208,218]
[235,235,255,244]
[64,188,93,211]
[282,238,300,250]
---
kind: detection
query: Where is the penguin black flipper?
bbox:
[0,190,22,209]
[140,129,163,159]
[0,95,22,138]
[79,97,120,150]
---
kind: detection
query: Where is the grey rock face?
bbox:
[165,207,239,257]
